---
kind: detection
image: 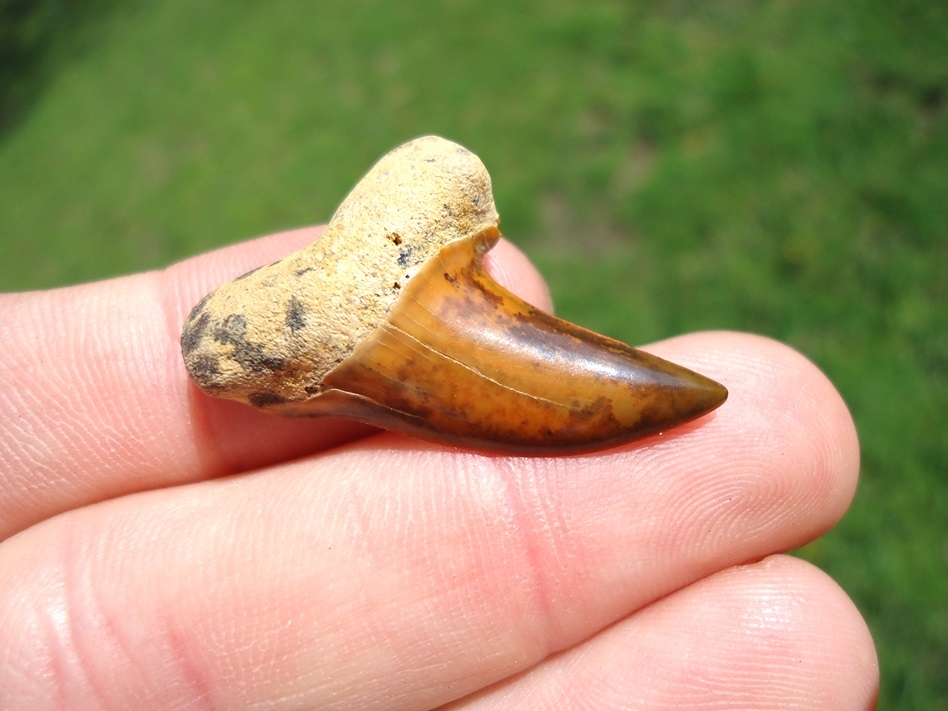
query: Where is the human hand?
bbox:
[0,227,878,709]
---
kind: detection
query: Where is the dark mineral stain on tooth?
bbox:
[286,296,307,334]
[213,314,286,374]
[249,391,287,407]
[180,311,210,356]
[186,292,214,323]
[187,354,221,380]
[234,265,264,281]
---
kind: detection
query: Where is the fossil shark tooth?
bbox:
[181,136,727,453]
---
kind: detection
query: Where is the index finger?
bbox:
[0,227,553,540]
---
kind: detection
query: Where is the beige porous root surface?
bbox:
[180,135,500,408]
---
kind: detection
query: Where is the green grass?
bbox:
[1,1,946,706]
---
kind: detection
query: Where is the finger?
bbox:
[0,227,553,540]
[446,556,878,710]
[0,333,860,710]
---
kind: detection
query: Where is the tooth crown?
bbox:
[181,136,499,407]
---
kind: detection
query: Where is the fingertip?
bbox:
[641,554,880,710]
[726,555,880,707]
[645,331,862,547]
[714,332,861,521]
[672,555,880,710]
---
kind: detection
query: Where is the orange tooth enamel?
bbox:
[305,226,726,453]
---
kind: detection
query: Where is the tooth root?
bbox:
[305,226,727,453]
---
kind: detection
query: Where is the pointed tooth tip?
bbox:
[680,371,728,419]
[627,356,728,433]
[701,377,728,410]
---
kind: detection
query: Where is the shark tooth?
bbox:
[181,136,726,453]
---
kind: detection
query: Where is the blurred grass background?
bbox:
[1,0,945,706]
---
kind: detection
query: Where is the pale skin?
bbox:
[0,226,879,710]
